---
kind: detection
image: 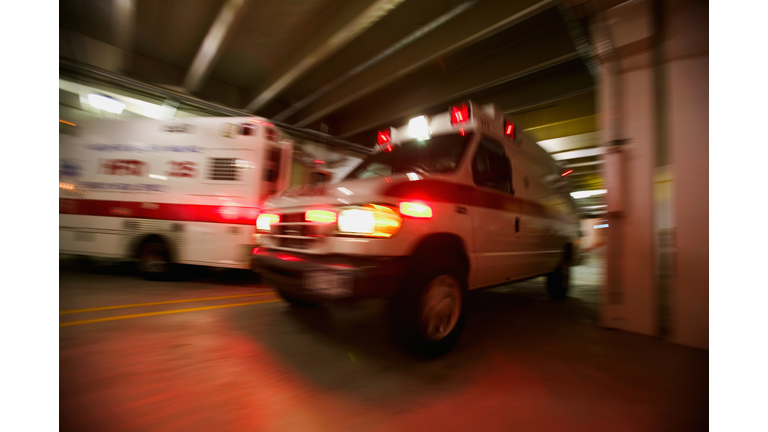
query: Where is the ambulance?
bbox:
[59,116,293,279]
[252,101,580,355]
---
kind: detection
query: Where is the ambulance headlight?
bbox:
[337,204,402,238]
[256,213,279,232]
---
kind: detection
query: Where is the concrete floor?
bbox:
[59,254,707,431]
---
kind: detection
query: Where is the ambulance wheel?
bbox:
[547,249,572,300]
[393,256,466,357]
[137,240,172,281]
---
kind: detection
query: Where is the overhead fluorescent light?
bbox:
[88,94,126,114]
[570,189,607,199]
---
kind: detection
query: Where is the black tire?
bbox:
[277,287,320,308]
[546,251,572,300]
[137,241,173,281]
[392,256,467,357]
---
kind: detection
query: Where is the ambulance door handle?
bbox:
[455,205,468,215]
[515,217,520,233]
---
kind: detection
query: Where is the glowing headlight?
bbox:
[338,209,376,234]
[337,204,402,238]
[256,213,279,231]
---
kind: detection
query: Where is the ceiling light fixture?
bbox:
[87,94,126,114]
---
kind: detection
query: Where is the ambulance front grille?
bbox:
[271,213,324,251]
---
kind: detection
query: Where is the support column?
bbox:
[592,0,708,348]
[594,0,657,336]
[666,0,708,349]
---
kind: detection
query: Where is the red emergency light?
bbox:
[450,103,470,126]
[377,129,393,152]
[504,120,515,140]
[561,169,573,177]
[377,129,391,144]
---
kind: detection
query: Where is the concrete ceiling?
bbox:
[59,0,611,217]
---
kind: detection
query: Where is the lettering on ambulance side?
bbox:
[59,160,82,179]
[161,124,195,133]
[166,161,198,178]
[85,144,203,153]
[98,159,147,176]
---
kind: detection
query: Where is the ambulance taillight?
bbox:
[450,103,470,126]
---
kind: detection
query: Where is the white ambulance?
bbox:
[59,117,293,279]
[252,101,580,355]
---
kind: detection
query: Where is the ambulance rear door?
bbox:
[182,119,260,267]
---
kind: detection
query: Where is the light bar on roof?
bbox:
[408,116,430,140]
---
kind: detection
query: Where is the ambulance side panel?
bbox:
[59,117,289,269]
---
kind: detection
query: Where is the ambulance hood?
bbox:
[262,175,413,211]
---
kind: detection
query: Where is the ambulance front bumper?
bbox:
[251,248,408,302]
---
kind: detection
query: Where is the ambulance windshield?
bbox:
[345,133,472,180]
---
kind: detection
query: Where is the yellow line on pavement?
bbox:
[60,299,283,327]
[60,292,277,315]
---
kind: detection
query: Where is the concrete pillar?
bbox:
[665,0,708,349]
[592,0,708,349]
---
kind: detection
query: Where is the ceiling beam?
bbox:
[183,0,249,94]
[113,0,135,73]
[244,0,407,112]
[271,0,477,122]
[335,48,580,139]
[293,0,558,128]
[59,59,373,156]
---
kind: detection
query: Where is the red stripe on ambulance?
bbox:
[59,198,259,225]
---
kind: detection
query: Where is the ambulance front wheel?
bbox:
[392,256,467,357]
[137,240,173,281]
